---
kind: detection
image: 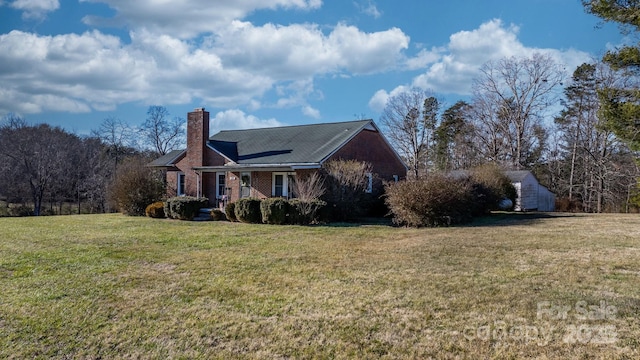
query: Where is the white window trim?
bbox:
[215,172,226,200]
[177,172,186,196]
[240,172,251,198]
[365,172,373,193]
[272,172,295,198]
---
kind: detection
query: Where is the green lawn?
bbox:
[0,213,639,359]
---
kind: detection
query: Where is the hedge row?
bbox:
[226,197,327,225]
[146,196,327,225]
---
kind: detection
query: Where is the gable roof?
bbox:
[148,149,185,168]
[504,170,533,183]
[448,169,537,184]
[208,119,377,165]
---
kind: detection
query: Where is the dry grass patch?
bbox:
[0,213,639,358]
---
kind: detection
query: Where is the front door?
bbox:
[273,172,296,198]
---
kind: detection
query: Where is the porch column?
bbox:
[196,171,202,198]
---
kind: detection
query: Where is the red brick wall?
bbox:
[227,172,241,202]
[253,172,271,199]
[225,170,309,202]
[225,171,271,201]
[330,129,407,180]
[166,171,178,198]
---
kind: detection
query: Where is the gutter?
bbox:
[192,163,322,172]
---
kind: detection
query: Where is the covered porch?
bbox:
[192,163,321,208]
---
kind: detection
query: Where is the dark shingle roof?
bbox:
[209,120,374,164]
[148,149,185,167]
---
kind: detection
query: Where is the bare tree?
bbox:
[470,53,565,169]
[379,88,439,178]
[141,105,185,156]
[0,119,84,216]
[322,159,373,221]
[93,116,136,174]
[292,171,325,200]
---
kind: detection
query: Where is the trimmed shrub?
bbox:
[289,198,327,225]
[145,201,165,218]
[165,196,208,220]
[210,208,227,221]
[225,201,237,222]
[234,198,262,224]
[385,175,475,227]
[260,198,289,225]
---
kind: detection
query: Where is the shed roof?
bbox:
[504,170,532,183]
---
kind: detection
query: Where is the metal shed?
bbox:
[505,170,555,212]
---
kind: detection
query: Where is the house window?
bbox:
[393,175,399,183]
[365,173,373,193]
[272,172,296,198]
[216,172,226,199]
[240,172,251,198]
[177,172,185,196]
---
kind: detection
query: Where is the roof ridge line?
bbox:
[212,119,373,135]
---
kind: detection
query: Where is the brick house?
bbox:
[150,108,407,207]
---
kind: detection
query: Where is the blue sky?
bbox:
[0,0,626,136]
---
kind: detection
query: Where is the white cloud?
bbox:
[328,24,408,74]
[0,29,276,114]
[370,19,591,111]
[215,21,408,78]
[412,19,589,95]
[0,30,147,113]
[80,0,323,39]
[367,85,410,113]
[0,13,410,115]
[356,0,381,19]
[302,105,321,119]
[405,48,442,71]
[9,0,59,19]
[211,109,282,134]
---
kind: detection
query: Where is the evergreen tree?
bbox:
[583,0,640,153]
[433,101,475,171]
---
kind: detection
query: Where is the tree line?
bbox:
[0,106,184,216]
[380,53,639,212]
[2,1,638,215]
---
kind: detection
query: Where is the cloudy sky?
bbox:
[0,0,626,135]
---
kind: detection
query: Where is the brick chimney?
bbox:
[187,107,209,167]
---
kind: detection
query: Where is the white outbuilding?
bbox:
[505,170,555,212]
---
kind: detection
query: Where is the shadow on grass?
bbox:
[465,212,575,227]
[322,217,394,228]
[321,212,574,228]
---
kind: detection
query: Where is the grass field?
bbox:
[0,213,639,359]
